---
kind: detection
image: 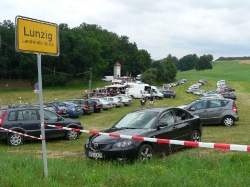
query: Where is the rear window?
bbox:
[87,99,93,104]
[0,110,3,117]
[58,106,67,110]
[221,100,230,106]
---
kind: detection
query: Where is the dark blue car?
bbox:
[63,102,83,118]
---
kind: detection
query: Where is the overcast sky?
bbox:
[2,0,250,61]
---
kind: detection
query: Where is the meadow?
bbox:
[0,60,250,187]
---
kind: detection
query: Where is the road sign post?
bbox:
[15,16,59,178]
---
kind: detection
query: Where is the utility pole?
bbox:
[89,67,92,96]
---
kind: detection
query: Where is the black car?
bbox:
[220,92,237,100]
[92,100,103,112]
[85,107,202,161]
[0,107,83,146]
[161,90,176,98]
[67,99,94,115]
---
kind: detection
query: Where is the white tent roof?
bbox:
[105,84,127,88]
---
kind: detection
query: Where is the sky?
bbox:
[1,0,250,61]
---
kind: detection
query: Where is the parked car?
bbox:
[201,94,224,99]
[161,90,176,98]
[91,100,103,113]
[219,87,235,93]
[85,107,202,161]
[67,99,94,115]
[0,107,83,145]
[193,90,208,96]
[220,92,237,100]
[178,98,239,126]
[91,97,113,110]
[115,95,132,106]
[186,88,200,94]
[103,96,123,107]
[44,102,69,118]
[63,101,83,118]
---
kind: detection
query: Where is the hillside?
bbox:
[0,79,32,90]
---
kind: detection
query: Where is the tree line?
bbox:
[216,56,250,61]
[0,19,213,87]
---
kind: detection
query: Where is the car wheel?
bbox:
[137,144,154,161]
[8,133,23,146]
[191,130,201,142]
[171,96,174,98]
[222,116,234,127]
[65,130,79,140]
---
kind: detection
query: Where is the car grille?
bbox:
[90,142,108,150]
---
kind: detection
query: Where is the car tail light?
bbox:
[84,104,89,108]
[232,106,237,113]
[0,110,7,126]
[95,104,99,108]
[57,110,63,114]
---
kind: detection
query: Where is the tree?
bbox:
[196,55,213,70]
[141,68,158,85]
[178,54,198,71]
[143,54,177,84]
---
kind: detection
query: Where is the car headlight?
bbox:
[112,140,132,148]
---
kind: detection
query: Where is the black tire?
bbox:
[191,130,201,142]
[137,144,154,161]
[65,130,79,140]
[7,133,23,146]
[222,116,234,127]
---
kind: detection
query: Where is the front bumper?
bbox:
[85,144,138,161]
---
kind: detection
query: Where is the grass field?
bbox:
[0,60,250,186]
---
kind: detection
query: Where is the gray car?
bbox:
[178,98,239,126]
[91,98,113,110]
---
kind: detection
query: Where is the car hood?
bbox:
[90,128,151,143]
[62,118,81,124]
[177,105,187,109]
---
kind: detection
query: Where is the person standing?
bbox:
[149,94,154,107]
[140,95,146,106]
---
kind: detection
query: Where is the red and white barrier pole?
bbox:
[45,124,250,152]
[0,127,43,140]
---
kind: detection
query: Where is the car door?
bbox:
[151,110,187,154]
[206,99,225,124]
[187,100,209,124]
[42,109,66,138]
[16,109,41,137]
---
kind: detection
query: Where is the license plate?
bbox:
[88,151,103,158]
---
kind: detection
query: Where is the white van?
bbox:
[101,76,114,82]
[126,88,147,99]
[145,86,164,99]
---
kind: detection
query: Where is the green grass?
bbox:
[0,60,250,186]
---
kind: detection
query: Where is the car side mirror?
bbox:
[157,120,168,128]
[190,107,196,111]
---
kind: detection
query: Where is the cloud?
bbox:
[1,0,250,60]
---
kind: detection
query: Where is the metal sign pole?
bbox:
[37,53,48,178]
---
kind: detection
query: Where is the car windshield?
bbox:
[113,111,158,129]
